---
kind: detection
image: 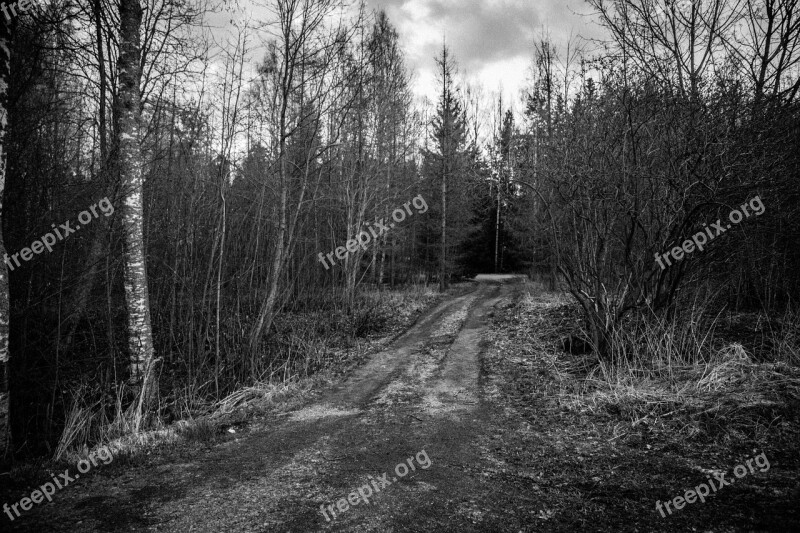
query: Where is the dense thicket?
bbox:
[0,1,435,455]
[503,0,800,356]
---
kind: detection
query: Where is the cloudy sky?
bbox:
[363,0,606,105]
[214,0,609,114]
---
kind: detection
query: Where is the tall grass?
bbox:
[52,282,438,459]
[526,284,800,439]
[594,298,722,384]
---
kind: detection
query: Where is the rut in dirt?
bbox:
[9,276,527,533]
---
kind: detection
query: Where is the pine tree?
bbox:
[421,44,472,290]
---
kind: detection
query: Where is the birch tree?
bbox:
[0,15,11,452]
[118,0,157,428]
[369,12,412,286]
[249,0,348,351]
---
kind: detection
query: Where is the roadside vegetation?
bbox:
[481,280,800,530]
[8,284,440,473]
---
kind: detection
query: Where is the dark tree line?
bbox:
[0,0,486,457]
[495,0,800,357]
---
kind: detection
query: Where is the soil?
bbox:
[2,275,798,532]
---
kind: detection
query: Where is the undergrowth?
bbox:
[501,281,800,445]
[47,283,439,462]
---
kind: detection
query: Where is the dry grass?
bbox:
[212,379,298,415]
[50,283,440,462]
[53,384,97,461]
[508,281,800,443]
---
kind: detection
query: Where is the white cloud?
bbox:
[366,0,605,105]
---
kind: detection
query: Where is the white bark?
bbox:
[0,17,11,451]
[118,0,157,422]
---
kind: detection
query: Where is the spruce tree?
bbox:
[421,44,472,290]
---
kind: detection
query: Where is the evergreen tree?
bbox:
[461,106,524,275]
[421,44,473,289]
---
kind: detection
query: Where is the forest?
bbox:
[0,0,797,507]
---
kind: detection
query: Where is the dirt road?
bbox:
[9,276,532,532]
[6,275,797,532]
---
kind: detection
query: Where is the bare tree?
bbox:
[589,0,740,99]
[724,0,800,104]
[0,15,11,452]
[249,0,349,351]
[118,0,158,429]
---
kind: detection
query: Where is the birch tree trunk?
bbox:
[118,0,157,427]
[0,15,11,452]
[249,0,345,351]
[248,20,290,354]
